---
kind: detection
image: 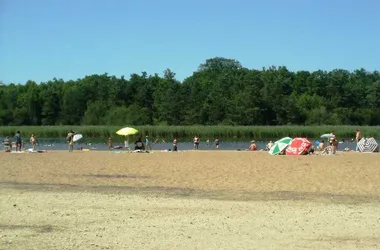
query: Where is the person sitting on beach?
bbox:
[2,136,11,152]
[249,140,257,151]
[307,145,315,155]
[134,137,145,150]
[318,140,325,150]
[320,141,336,155]
[266,141,274,151]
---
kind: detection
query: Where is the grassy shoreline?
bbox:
[0,125,379,141]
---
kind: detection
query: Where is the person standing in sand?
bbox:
[30,134,37,151]
[355,129,362,152]
[66,130,75,152]
[173,138,178,151]
[108,137,113,150]
[15,131,22,152]
[328,139,337,154]
[329,130,338,151]
[124,137,129,149]
[193,136,200,150]
[215,137,220,149]
[145,136,152,151]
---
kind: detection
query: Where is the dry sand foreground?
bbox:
[1,151,380,249]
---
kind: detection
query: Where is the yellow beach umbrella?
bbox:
[116,127,139,136]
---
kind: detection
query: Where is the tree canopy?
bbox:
[1,57,380,126]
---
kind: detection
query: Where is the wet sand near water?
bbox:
[1,151,380,249]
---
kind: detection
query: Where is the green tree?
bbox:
[82,101,108,125]
[40,81,62,125]
[60,85,86,125]
[1,58,380,126]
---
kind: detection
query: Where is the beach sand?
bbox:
[1,151,380,249]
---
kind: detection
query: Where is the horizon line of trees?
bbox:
[1,57,380,126]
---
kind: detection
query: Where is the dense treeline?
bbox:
[1,57,380,126]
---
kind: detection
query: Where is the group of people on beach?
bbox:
[106,136,164,152]
[308,131,339,155]
[316,130,363,154]
[105,135,221,152]
[245,129,367,155]
[2,128,370,153]
[1,131,38,152]
[192,136,220,150]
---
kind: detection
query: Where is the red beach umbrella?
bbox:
[286,137,312,156]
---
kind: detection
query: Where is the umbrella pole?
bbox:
[126,136,130,152]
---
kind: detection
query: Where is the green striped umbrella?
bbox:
[268,137,293,155]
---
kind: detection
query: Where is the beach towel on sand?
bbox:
[132,150,150,153]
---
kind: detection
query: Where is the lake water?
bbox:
[1,137,364,151]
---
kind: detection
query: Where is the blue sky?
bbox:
[1,0,379,84]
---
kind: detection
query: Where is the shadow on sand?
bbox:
[1,181,380,205]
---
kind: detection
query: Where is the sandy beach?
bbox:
[1,151,380,249]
